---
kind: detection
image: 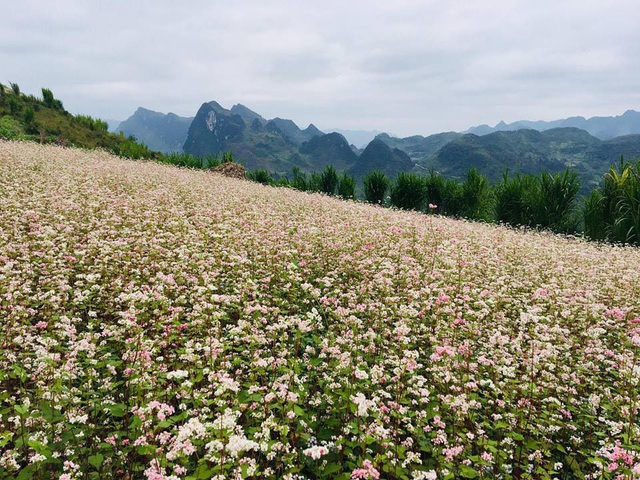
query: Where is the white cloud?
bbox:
[2,0,639,136]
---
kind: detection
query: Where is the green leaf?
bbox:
[16,465,36,480]
[511,432,524,441]
[14,404,29,416]
[459,465,479,478]
[88,453,104,469]
[106,403,127,418]
[0,431,12,448]
[323,463,342,475]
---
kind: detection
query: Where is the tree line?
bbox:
[247,161,640,246]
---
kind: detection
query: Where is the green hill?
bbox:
[415,128,640,193]
[0,83,154,159]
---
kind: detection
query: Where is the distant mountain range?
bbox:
[465,110,640,139]
[115,105,640,190]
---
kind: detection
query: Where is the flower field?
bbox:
[1,140,639,480]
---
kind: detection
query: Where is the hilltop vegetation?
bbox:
[0,82,154,159]
[1,141,639,479]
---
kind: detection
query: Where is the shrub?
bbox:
[363,170,390,205]
[290,166,309,191]
[389,172,428,211]
[585,159,640,244]
[337,172,356,200]
[249,169,272,185]
[319,165,339,195]
[534,170,580,233]
[494,173,539,227]
[461,168,492,221]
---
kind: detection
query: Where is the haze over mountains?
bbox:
[114,103,640,190]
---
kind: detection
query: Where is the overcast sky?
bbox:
[3,0,639,137]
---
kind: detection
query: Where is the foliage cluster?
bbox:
[0,82,154,158]
[584,159,640,244]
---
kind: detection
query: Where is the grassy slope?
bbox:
[1,140,639,479]
[0,86,154,157]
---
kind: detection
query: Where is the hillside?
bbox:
[2,140,639,478]
[0,83,154,158]
[418,127,640,192]
[348,138,414,178]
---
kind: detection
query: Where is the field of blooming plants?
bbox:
[1,140,639,479]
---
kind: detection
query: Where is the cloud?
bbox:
[2,0,639,136]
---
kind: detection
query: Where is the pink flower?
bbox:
[351,460,380,479]
[429,203,437,210]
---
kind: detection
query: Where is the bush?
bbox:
[319,165,339,195]
[75,115,109,133]
[338,172,356,200]
[494,173,539,227]
[389,173,428,211]
[290,167,309,191]
[249,169,272,185]
[461,168,493,221]
[363,170,390,205]
[584,159,640,244]
[534,170,580,233]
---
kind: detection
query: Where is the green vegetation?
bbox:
[337,171,356,200]
[583,158,640,244]
[0,82,154,158]
[363,170,391,205]
[319,165,339,195]
[389,172,429,211]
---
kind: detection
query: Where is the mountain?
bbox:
[230,104,266,126]
[298,132,357,171]
[181,101,417,178]
[349,139,414,178]
[375,131,461,159]
[465,110,640,140]
[116,107,193,153]
[420,128,640,192]
[264,118,323,145]
[326,129,387,148]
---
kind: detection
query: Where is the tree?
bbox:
[363,170,390,205]
[319,165,339,195]
[461,167,492,221]
[42,88,55,108]
[338,172,356,200]
[291,166,309,191]
[249,169,272,185]
[535,170,580,233]
[389,173,428,211]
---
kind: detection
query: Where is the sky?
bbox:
[3,0,639,137]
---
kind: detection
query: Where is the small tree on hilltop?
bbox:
[42,88,55,108]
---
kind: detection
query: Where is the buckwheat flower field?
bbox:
[1,140,639,480]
